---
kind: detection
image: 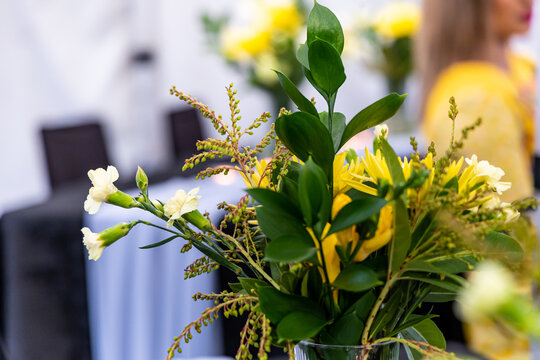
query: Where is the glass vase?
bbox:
[294,340,400,360]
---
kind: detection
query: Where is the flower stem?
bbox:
[361,273,400,344]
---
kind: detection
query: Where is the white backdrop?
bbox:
[0,0,537,215]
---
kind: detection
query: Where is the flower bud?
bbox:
[183,210,212,232]
[136,166,148,192]
[99,222,136,246]
[107,191,138,209]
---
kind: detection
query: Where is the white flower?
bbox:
[84,166,119,214]
[465,155,511,194]
[501,202,520,223]
[82,227,105,261]
[374,124,389,139]
[164,187,201,227]
[458,261,515,320]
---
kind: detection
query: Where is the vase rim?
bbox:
[297,340,396,350]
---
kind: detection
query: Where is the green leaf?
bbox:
[333,263,382,292]
[265,235,318,263]
[296,42,310,69]
[228,282,243,292]
[189,240,243,275]
[387,313,438,337]
[410,211,437,250]
[379,138,405,186]
[431,256,477,274]
[298,158,331,227]
[344,291,377,321]
[276,111,334,177]
[307,39,346,97]
[410,318,446,350]
[277,311,328,341]
[328,196,387,235]
[339,94,406,148]
[139,235,178,249]
[307,2,344,54]
[405,260,448,275]
[401,275,462,293]
[390,198,411,273]
[255,206,312,241]
[320,312,364,346]
[238,277,268,295]
[246,188,302,220]
[485,231,524,262]
[319,111,346,152]
[275,71,318,117]
[257,286,326,324]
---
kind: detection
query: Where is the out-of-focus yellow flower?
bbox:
[267,2,303,35]
[375,2,420,40]
[354,205,394,261]
[222,29,272,61]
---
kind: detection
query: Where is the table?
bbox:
[84,174,245,360]
[1,181,92,360]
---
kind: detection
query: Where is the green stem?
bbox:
[361,273,400,344]
[137,220,183,237]
[315,235,336,317]
[327,96,335,197]
[213,230,280,290]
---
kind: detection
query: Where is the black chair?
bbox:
[168,108,204,164]
[41,122,110,190]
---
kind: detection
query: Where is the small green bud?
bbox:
[107,191,138,209]
[136,166,148,192]
[99,221,137,246]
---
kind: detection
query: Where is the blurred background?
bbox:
[0,0,538,359]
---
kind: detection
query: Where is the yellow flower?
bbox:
[375,2,420,40]
[333,152,364,197]
[354,205,394,261]
[267,3,303,35]
[344,148,391,196]
[312,194,357,283]
[240,158,271,189]
[222,29,272,61]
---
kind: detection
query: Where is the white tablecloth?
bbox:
[84,175,245,360]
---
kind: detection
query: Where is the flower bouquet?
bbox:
[83,3,531,359]
[202,0,306,115]
[356,2,420,94]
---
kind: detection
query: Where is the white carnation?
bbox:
[164,187,202,227]
[84,166,119,214]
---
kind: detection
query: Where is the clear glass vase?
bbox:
[294,340,400,360]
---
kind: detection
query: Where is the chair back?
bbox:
[41,122,110,190]
[168,108,203,163]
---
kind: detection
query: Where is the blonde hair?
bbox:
[416,0,493,108]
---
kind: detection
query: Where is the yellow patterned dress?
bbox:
[422,54,535,360]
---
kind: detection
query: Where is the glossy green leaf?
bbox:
[320,312,364,346]
[257,286,326,324]
[339,94,406,148]
[277,311,328,341]
[275,70,318,117]
[308,40,346,97]
[255,206,312,241]
[379,138,405,186]
[307,2,344,53]
[410,318,446,350]
[328,197,387,235]
[344,291,377,321]
[387,314,438,337]
[189,240,244,275]
[276,111,334,177]
[485,231,524,262]
[333,263,382,292]
[296,42,310,69]
[298,158,331,227]
[265,235,318,263]
[246,188,302,220]
[319,111,346,152]
[390,198,411,273]
[400,276,462,293]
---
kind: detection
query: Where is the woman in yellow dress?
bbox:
[417,0,535,358]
